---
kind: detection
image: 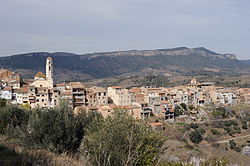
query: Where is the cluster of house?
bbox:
[1,57,250,121]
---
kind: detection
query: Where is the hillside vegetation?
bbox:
[0,99,235,166]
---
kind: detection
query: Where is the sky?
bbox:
[0,0,249,59]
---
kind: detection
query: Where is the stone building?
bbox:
[107,86,132,106]
[28,57,55,108]
[0,69,21,89]
[86,86,108,106]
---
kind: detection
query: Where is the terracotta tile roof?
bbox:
[22,86,29,93]
[60,92,72,95]
[3,86,12,91]
[129,88,142,93]
[91,86,106,93]
[110,86,122,89]
[69,82,84,88]
[13,89,22,93]
[0,69,8,74]
[35,71,46,78]
[150,122,163,126]
[135,94,144,97]
[57,84,66,86]
[110,105,140,109]
[161,100,170,104]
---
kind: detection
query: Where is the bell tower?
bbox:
[46,57,53,87]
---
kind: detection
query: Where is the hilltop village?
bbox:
[1,57,250,122]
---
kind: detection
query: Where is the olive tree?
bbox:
[82,110,165,166]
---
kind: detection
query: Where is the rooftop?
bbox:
[34,71,46,78]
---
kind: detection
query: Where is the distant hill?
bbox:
[241,60,250,65]
[0,47,248,82]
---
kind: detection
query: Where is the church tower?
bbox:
[46,57,53,87]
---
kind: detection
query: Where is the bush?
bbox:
[224,126,241,136]
[0,105,29,134]
[82,110,166,166]
[14,103,98,154]
[188,105,195,111]
[224,120,238,127]
[189,123,199,129]
[242,122,248,130]
[189,129,203,144]
[211,129,221,135]
[229,140,241,152]
[180,103,187,111]
[212,107,228,119]
[0,98,6,107]
[211,121,225,128]
[197,128,206,135]
[174,106,183,117]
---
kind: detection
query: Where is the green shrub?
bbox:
[229,140,241,152]
[189,123,199,129]
[212,107,228,119]
[188,105,195,110]
[211,121,225,128]
[174,106,183,117]
[189,129,203,144]
[0,98,6,107]
[197,128,206,135]
[0,105,29,134]
[180,103,187,111]
[82,110,166,166]
[14,103,99,154]
[211,129,221,135]
[224,120,238,127]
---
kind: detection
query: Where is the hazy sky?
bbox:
[0,0,249,59]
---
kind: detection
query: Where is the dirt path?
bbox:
[217,134,250,144]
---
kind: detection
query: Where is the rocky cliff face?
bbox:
[85,47,237,60]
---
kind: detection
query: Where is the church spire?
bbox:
[46,57,53,87]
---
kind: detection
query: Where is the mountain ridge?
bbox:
[0,47,248,82]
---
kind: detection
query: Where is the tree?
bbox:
[189,129,203,144]
[180,103,187,111]
[0,105,29,134]
[0,98,6,107]
[189,123,199,129]
[16,103,98,154]
[174,106,183,117]
[228,140,241,152]
[82,110,165,166]
[212,107,229,119]
[188,105,194,110]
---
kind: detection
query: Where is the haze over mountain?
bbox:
[241,60,250,65]
[0,47,248,82]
